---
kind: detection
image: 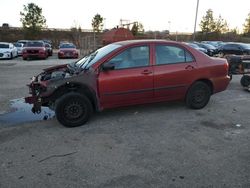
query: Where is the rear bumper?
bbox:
[212,76,230,94]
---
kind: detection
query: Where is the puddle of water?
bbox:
[0,98,55,126]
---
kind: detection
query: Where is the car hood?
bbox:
[43,64,68,72]
[37,62,84,82]
[0,48,10,53]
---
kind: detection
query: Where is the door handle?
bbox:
[141,69,152,75]
[185,65,194,70]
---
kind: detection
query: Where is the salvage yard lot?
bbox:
[0,56,250,187]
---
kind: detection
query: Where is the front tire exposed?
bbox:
[240,75,250,87]
[55,92,93,127]
[186,81,211,109]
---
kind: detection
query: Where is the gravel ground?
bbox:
[0,56,250,188]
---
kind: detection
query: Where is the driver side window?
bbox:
[105,46,149,70]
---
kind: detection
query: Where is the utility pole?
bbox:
[193,0,199,41]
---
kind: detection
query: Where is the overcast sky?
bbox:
[0,0,249,32]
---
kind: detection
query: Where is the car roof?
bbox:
[113,39,180,46]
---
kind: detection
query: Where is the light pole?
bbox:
[193,0,199,41]
[168,21,171,33]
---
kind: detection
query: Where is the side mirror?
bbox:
[102,63,115,71]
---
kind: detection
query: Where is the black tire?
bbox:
[10,53,13,59]
[219,52,225,57]
[186,81,211,109]
[229,74,232,81]
[55,92,93,127]
[240,75,250,87]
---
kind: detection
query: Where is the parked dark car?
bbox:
[201,41,225,48]
[194,42,217,56]
[217,43,250,57]
[22,41,48,60]
[58,43,78,59]
[185,42,207,54]
[25,40,230,127]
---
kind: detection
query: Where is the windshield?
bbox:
[60,43,76,49]
[0,44,9,48]
[14,43,23,47]
[75,43,122,69]
[188,43,199,48]
[202,43,216,49]
[26,41,44,47]
[240,43,250,49]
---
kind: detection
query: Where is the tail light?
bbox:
[224,62,229,71]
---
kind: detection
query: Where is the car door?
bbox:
[98,45,154,109]
[153,44,197,100]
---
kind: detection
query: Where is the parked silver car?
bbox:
[14,42,24,56]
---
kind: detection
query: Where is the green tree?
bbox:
[91,14,103,33]
[131,22,144,36]
[20,3,46,39]
[200,9,216,33]
[243,13,250,34]
[214,15,229,33]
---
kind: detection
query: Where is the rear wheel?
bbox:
[186,81,211,109]
[240,75,250,87]
[55,92,93,127]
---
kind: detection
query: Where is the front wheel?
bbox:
[240,75,250,87]
[55,92,93,127]
[186,81,211,109]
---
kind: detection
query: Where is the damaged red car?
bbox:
[25,40,230,127]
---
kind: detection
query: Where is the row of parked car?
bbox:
[0,40,79,60]
[186,41,250,57]
[1,39,250,61]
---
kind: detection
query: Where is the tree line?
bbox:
[19,3,250,39]
[199,9,250,36]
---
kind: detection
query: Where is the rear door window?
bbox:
[155,45,194,65]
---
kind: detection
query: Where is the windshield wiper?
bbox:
[82,51,98,69]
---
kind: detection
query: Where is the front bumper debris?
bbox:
[25,96,42,114]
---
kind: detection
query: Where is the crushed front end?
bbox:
[25,74,51,113]
[25,64,69,113]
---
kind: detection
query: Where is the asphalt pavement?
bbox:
[0,56,249,188]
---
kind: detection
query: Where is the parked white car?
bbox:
[14,42,24,56]
[0,42,18,59]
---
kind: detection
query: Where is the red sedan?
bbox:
[25,40,230,127]
[58,43,79,59]
[22,41,48,60]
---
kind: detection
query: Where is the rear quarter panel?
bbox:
[184,45,230,94]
